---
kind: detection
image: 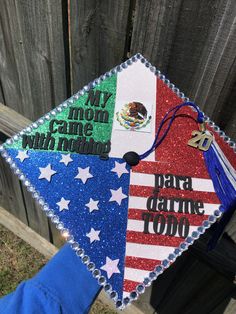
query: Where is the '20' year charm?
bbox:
[188,123,213,151]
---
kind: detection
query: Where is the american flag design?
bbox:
[2,55,236,305]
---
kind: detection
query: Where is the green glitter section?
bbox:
[6,74,117,151]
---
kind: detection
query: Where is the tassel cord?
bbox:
[139,102,204,160]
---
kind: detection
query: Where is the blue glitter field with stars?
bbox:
[6,148,131,298]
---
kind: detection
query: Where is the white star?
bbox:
[86,198,99,213]
[101,257,120,279]
[86,228,100,243]
[39,164,57,182]
[16,150,29,162]
[75,167,93,184]
[60,154,72,166]
[56,197,70,211]
[109,187,127,205]
[111,161,129,178]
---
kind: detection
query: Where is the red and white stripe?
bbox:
[107,59,227,298]
[122,168,220,297]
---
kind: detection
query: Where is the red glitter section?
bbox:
[125,256,161,271]
[155,79,208,177]
[128,208,208,226]
[122,77,236,297]
[129,185,220,204]
[123,279,140,293]
[133,160,210,178]
[126,230,183,247]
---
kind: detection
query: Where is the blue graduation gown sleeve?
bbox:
[0,245,101,314]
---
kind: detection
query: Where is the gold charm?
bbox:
[188,129,213,151]
[199,122,206,132]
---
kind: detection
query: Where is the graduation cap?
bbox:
[1,53,236,309]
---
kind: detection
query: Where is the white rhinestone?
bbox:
[67,235,74,244]
[33,192,39,199]
[160,74,165,80]
[46,210,54,217]
[51,215,60,224]
[208,121,215,126]
[10,162,16,169]
[71,243,79,251]
[19,174,25,181]
[76,248,84,257]
[6,157,12,163]
[127,59,132,65]
[43,204,49,211]
[57,223,64,230]
[93,269,101,278]
[24,180,30,187]
[6,139,12,145]
[1,151,8,158]
[38,198,45,206]
[173,87,179,94]
[61,229,69,237]
[110,291,118,301]
[150,66,156,72]
[28,186,35,192]
[213,126,220,132]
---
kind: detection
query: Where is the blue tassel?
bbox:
[204,138,236,250]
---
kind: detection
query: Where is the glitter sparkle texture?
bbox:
[2,54,236,307]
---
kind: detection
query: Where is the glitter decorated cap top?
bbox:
[1,53,236,309]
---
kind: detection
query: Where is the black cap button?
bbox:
[123,151,140,166]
